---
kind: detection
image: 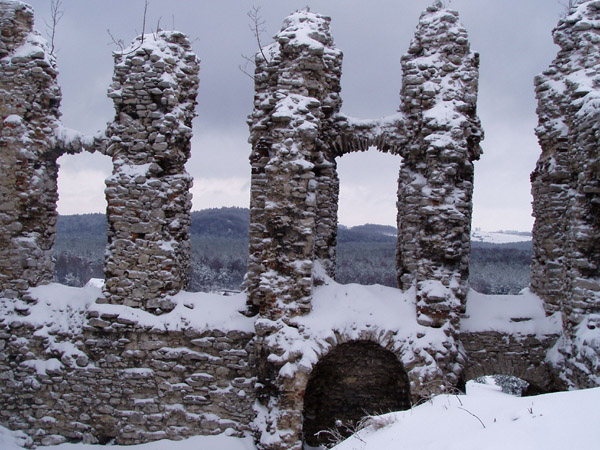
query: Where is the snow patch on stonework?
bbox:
[261,266,461,385]
[462,289,562,336]
[0,282,253,340]
[91,290,254,333]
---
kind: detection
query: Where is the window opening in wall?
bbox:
[55,152,111,287]
[303,341,411,447]
[335,150,401,287]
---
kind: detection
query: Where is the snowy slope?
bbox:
[332,382,600,450]
[471,229,531,244]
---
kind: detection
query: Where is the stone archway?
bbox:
[302,341,411,447]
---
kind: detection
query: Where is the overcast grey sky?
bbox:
[25,0,565,231]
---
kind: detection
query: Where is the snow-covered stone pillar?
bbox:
[0,1,63,299]
[102,31,199,312]
[397,2,483,331]
[245,10,343,450]
[245,10,343,319]
[531,0,600,388]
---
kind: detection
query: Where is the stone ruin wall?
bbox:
[530,0,600,387]
[0,306,256,446]
[0,0,256,446]
[242,4,490,448]
[0,0,599,449]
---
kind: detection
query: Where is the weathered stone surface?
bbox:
[0,310,256,445]
[396,3,482,333]
[531,0,600,387]
[103,31,200,312]
[0,1,105,301]
[0,1,62,298]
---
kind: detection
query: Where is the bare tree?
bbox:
[44,0,63,55]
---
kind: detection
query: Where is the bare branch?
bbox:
[140,0,149,44]
[458,407,486,429]
[238,54,256,81]
[248,6,270,64]
[559,0,576,15]
[107,28,125,53]
[107,0,150,56]
[43,0,64,55]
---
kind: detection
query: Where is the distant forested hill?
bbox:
[54,208,531,295]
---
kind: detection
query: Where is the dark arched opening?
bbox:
[303,341,411,447]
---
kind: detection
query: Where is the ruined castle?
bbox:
[0,1,598,449]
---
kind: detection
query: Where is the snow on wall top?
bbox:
[461,289,562,335]
[0,282,253,342]
[535,0,600,140]
[404,2,481,136]
[265,9,341,60]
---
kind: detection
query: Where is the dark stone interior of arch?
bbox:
[303,341,411,447]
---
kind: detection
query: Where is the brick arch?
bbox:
[302,340,411,447]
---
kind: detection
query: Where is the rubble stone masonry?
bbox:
[531,0,600,387]
[102,31,200,313]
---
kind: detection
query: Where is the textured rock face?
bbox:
[244,11,344,449]
[392,2,483,397]
[102,32,200,312]
[0,1,104,301]
[531,0,600,387]
[0,1,62,298]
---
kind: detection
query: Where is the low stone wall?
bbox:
[0,287,256,446]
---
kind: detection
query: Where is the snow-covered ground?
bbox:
[1,383,598,449]
[331,381,600,450]
[471,229,531,244]
[0,429,255,450]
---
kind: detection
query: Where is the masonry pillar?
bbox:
[102,31,199,312]
[0,1,64,299]
[245,10,343,449]
[396,2,483,331]
[531,0,600,388]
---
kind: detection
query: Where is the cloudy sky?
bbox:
[25,0,566,231]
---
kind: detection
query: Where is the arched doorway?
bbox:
[303,341,411,447]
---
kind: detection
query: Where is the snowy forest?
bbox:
[54,207,532,295]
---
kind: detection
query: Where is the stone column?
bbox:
[531,0,600,388]
[245,9,343,320]
[396,1,483,331]
[245,10,343,450]
[102,31,199,313]
[0,1,63,299]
